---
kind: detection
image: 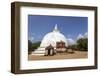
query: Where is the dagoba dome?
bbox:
[40,24,68,48]
[32,24,68,55]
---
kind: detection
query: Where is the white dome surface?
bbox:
[40,24,68,47]
[32,24,68,55]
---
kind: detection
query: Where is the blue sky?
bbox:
[28,15,88,43]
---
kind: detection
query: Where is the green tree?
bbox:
[68,44,77,50]
[28,40,33,51]
[31,41,41,50]
[28,40,41,54]
[77,38,88,51]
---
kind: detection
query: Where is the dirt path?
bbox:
[28,51,88,61]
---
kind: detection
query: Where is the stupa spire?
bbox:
[53,24,59,32]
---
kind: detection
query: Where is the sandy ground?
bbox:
[28,51,88,61]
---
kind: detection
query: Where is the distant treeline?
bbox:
[69,38,88,51]
[28,38,88,52]
[28,40,41,52]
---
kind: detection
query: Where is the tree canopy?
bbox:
[77,38,88,51]
[68,38,88,51]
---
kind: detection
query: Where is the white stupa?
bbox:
[31,24,68,55]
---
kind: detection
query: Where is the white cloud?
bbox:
[67,32,88,45]
[77,34,84,40]
[67,38,76,45]
[28,36,34,42]
[84,32,88,38]
[77,32,88,40]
